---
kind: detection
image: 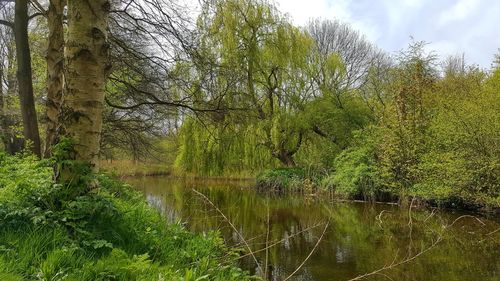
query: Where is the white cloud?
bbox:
[272,0,382,42]
[272,0,351,26]
[402,0,424,8]
[272,0,498,67]
[438,0,480,26]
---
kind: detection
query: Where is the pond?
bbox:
[127,176,499,281]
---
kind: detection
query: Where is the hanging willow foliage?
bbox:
[174,117,279,176]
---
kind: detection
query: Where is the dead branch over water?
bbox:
[193,187,492,281]
[193,188,330,281]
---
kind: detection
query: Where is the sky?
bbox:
[272,0,500,68]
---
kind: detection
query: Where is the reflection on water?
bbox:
[127,177,500,281]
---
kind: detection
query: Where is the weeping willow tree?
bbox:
[174,0,374,175]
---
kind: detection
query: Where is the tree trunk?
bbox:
[4,38,24,154]
[273,131,303,167]
[0,61,5,149]
[44,0,65,158]
[277,151,296,167]
[63,0,111,170]
[14,0,41,157]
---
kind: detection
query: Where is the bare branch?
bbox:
[283,222,330,281]
[192,189,263,274]
[0,19,13,28]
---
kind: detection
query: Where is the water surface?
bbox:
[127,177,499,281]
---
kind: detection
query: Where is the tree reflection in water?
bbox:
[129,177,500,281]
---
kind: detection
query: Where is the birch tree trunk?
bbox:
[14,0,41,157]
[63,0,111,170]
[44,0,65,158]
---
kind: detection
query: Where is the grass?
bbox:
[0,153,252,280]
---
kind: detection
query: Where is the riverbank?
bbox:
[0,153,251,280]
[102,160,500,214]
[256,168,500,213]
[99,159,258,180]
[99,159,498,213]
[99,159,171,177]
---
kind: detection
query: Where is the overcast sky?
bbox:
[273,0,500,68]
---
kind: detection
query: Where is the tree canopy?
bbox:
[0,0,498,206]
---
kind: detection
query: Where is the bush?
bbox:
[0,152,251,280]
[256,167,308,191]
[323,128,384,200]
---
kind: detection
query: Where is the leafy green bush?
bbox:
[324,128,383,200]
[0,152,252,280]
[256,167,307,191]
[411,70,500,208]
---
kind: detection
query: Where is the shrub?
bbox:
[256,167,308,191]
[325,128,383,200]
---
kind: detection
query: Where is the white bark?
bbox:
[63,0,111,170]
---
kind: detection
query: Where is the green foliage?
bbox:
[412,68,500,206]
[320,43,500,208]
[274,42,498,208]
[376,42,438,192]
[0,152,52,201]
[296,92,373,171]
[175,117,277,176]
[174,38,500,209]
[175,0,377,175]
[256,167,308,191]
[323,128,382,199]
[175,0,350,171]
[494,49,500,68]
[0,153,252,280]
